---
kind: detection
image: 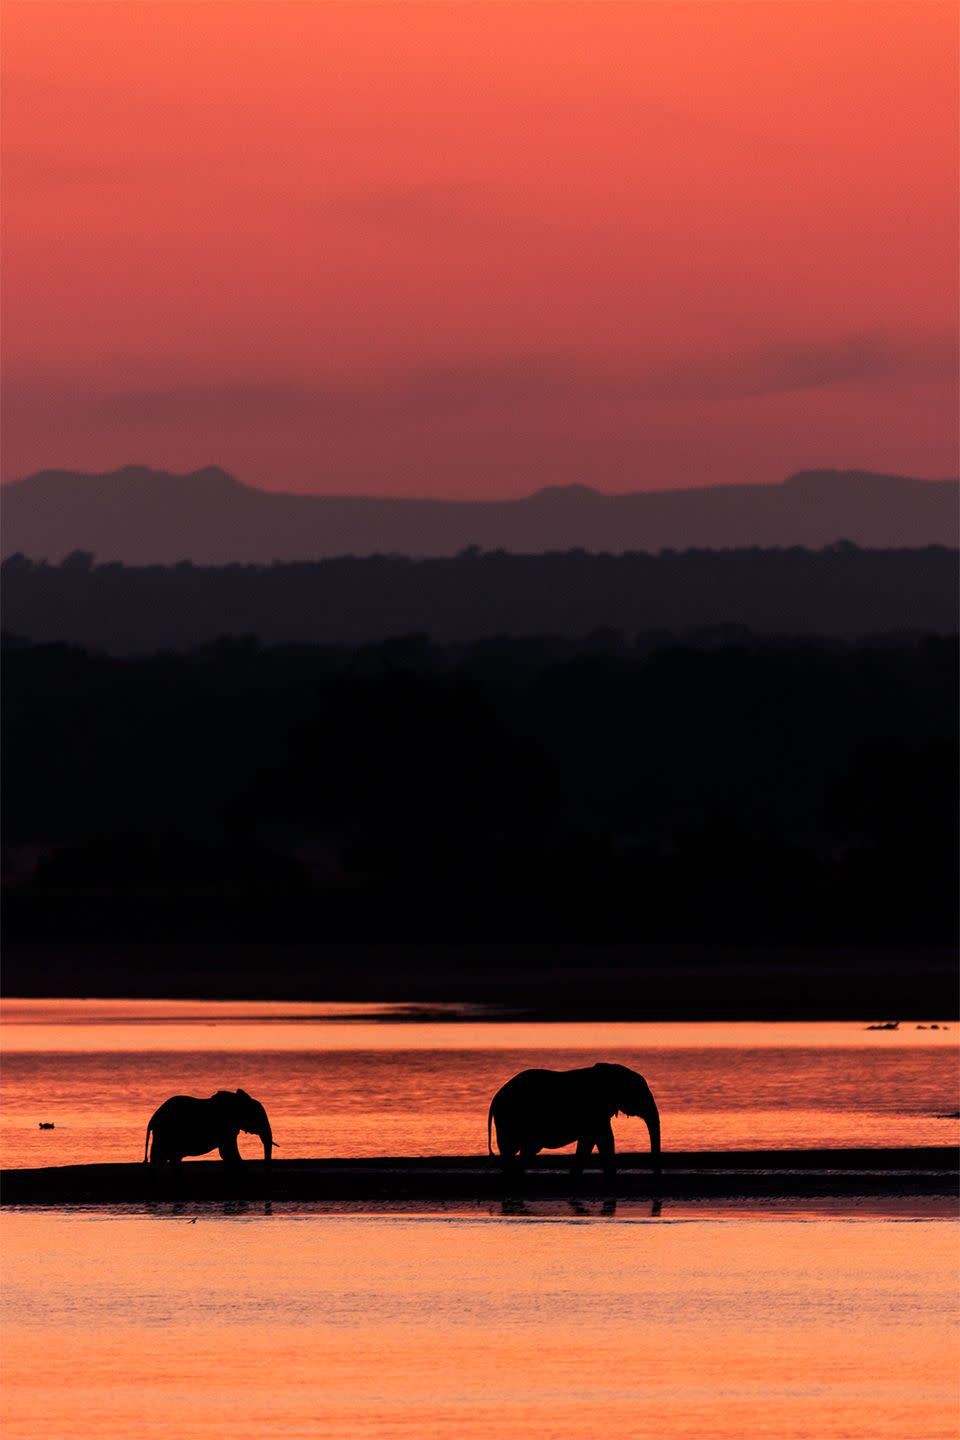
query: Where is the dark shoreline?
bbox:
[3,1149,957,1206]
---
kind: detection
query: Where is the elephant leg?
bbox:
[499,1137,528,1175]
[218,1135,242,1166]
[501,1146,536,1189]
[571,1135,595,1180]
[597,1120,616,1182]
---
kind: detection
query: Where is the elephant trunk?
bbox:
[257,1123,273,1167]
[643,1099,661,1183]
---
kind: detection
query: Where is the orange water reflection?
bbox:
[2,1002,958,1166]
[3,1000,955,1051]
[2,1209,957,1440]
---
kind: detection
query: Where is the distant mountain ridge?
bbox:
[2,465,957,563]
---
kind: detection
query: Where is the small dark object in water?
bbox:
[865,1021,900,1031]
[38,1122,54,1129]
[917,1025,928,1030]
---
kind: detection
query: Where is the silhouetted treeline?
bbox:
[3,631,956,953]
[2,544,957,651]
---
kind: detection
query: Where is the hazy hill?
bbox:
[2,466,957,562]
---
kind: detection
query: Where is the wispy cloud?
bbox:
[5,332,955,440]
[740,333,959,397]
[313,179,491,231]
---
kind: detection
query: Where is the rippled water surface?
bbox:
[3,1002,958,1439]
[2,1206,958,1440]
[2,1000,957,1167]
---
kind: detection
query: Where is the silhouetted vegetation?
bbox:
[3,632,956,967]
[2,544,957,651]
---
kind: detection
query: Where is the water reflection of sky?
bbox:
[2,1002,957,1167]
[2,1000,955,1050]
[2,1209,957,1440]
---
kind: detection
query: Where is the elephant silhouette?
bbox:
[144,1089,273,1167]
[488,1063,661,1181]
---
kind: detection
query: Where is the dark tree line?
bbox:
[2,631,956,950]
[2,544,957,650]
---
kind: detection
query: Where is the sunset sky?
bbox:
[2,0,957,495]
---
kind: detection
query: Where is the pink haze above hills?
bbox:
[2,1,958,496]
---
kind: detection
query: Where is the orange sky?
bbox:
[2,1,957,495]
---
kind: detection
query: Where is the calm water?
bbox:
[2,1001,958,1439]
[1,1000,958,1167]
[2,1206,958,1440]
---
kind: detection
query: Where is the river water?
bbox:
[2,1001,958,1439]
[2,1000,958,1166]
[3,1204,958,1440]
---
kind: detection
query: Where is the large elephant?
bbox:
[488,1063,661,1181]
[144,1089,273,1167]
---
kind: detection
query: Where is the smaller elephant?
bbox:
[488,1063,661,1181]
[144,1089,273,1168]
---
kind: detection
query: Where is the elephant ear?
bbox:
[235,1088,251,1100]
